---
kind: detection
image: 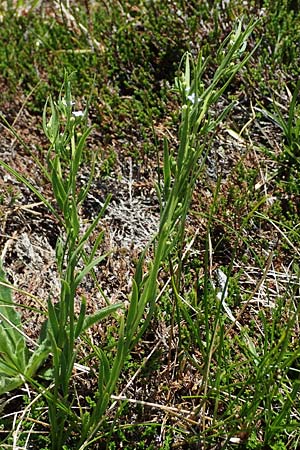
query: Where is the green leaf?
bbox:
[77,154,96,205]
[0,359,23,377]
[0,261,27,372]
[50,156,67,210]
[98,349,111,387]
[125,279,139,338]
[184,52,191,90]
[0,160,61,224]
[43,96,60,144]
[80,303,123,335]
[25,337,51,378]
[0,375,25,396]
[47,297,60,339]
[108,316,125,393]
[74,254,109,288]
[73,126,93,175]
[0,261,50,394]
[163,137,171,202]
[74,296,87,339]
[78,194,111,247]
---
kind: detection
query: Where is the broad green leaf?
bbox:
[25,337,51,378]
[0,359,23,377]
[0,261,50,394]
[0,375,25,396]
[0,261,27,372]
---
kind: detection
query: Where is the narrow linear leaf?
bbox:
[74,253,109,288]
[125,279,139,339]
[0,160,61,224]
[74,296,87,339]
[163,137,171,201]
[81,303,123,334]
[47,297,59,338]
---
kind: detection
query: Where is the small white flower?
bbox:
[187,92,196,104]
[72,110,84,117]
[62,98,75,107]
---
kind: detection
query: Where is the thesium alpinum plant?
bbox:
[0,12,300,449]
